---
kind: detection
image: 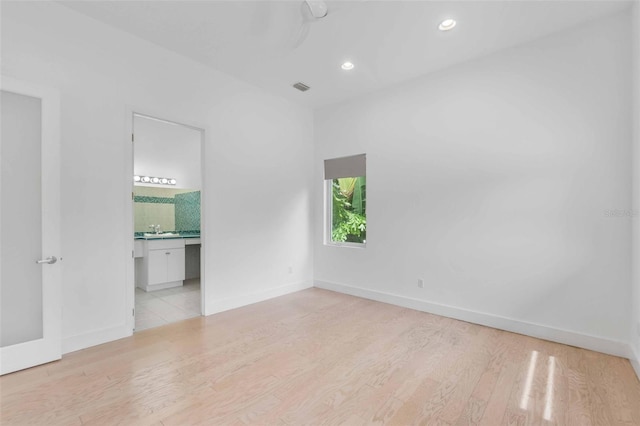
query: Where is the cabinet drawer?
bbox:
[146,239,185,251]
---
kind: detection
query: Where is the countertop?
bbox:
[133,235,201,258]
[134,234,200,240]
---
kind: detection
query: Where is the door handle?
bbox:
[36,256,57,265]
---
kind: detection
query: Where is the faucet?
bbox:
[149,224,161,234]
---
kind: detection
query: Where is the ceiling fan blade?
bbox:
[292,21,311,49]
[305,1,328,19]
[248,1,273,38]
[247,0,331,52]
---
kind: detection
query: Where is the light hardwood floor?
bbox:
[1,288,639,425]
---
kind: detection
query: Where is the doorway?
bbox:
[129,113,204,332]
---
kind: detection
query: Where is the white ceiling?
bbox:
[61,0,631,108]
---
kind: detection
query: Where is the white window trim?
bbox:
[324,179,366,248]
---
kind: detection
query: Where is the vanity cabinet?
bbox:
[136,239,185,292]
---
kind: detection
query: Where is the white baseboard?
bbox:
[62,281,312,354]
[137,280,183,292]
[204,280,313,316]
[62,324,132,354]
[315,280,630,359]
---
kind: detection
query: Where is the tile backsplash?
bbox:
[133,186,200,234]
[175,191,201,232]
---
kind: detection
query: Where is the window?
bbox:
[324,154,366,246]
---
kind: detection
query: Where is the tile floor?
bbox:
[135,278,201,331]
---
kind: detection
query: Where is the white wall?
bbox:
[631,0,640,377]
[134,115,202,190]
[315,13,633,356]
[1,2,314,353]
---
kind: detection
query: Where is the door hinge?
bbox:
[132,308,135,316]
[131,133,134,143]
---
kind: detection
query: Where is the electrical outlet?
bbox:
[418,279,424,289]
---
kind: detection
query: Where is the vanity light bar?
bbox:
[134,175,177,185]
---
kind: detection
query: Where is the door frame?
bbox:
[124,107,207,332]
[1,76,62,375]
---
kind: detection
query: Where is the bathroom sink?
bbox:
[143,232,180,238]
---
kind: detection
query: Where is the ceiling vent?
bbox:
[293,82,310,92]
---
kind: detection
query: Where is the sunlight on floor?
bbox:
[520,350,539,410]
[520,349,556,421]
[544,356,556,421]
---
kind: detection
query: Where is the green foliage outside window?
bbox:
[331,176,366,243]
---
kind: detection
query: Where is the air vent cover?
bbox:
[293,82,310,92]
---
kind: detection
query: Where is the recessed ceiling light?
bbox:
[438,18,456,31]
[341,61,354,71]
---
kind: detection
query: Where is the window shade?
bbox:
[324,154,366,180]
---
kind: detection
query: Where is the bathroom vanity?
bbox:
[133,235,201,292]
[135,238,185,292]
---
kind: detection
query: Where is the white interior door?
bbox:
[0,77,61,375]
